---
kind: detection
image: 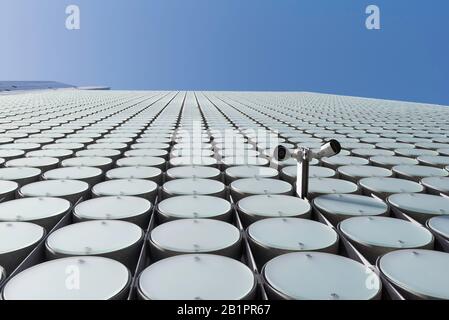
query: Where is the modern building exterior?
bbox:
[0,81,75,93]
[0,82,110,94]
[0,88,449,300]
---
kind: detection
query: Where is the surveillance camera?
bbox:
[273,145,291,161]
[273,140,341,162]
[311,139,341,159]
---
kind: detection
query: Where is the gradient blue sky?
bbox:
[1,0,448,105]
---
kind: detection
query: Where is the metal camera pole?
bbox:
[296,147,311,200]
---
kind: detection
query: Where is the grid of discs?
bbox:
[0,90,449,300]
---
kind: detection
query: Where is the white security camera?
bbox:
[272,140,341,199]
[273,140,341,162]
[310,139,341,160]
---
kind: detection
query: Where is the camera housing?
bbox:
[311,140,341,160]
[272,140,341,162]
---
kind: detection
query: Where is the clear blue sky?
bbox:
[1,0,448,105]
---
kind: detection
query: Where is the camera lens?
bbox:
[277,146,286,160]
[329,139,342,154]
